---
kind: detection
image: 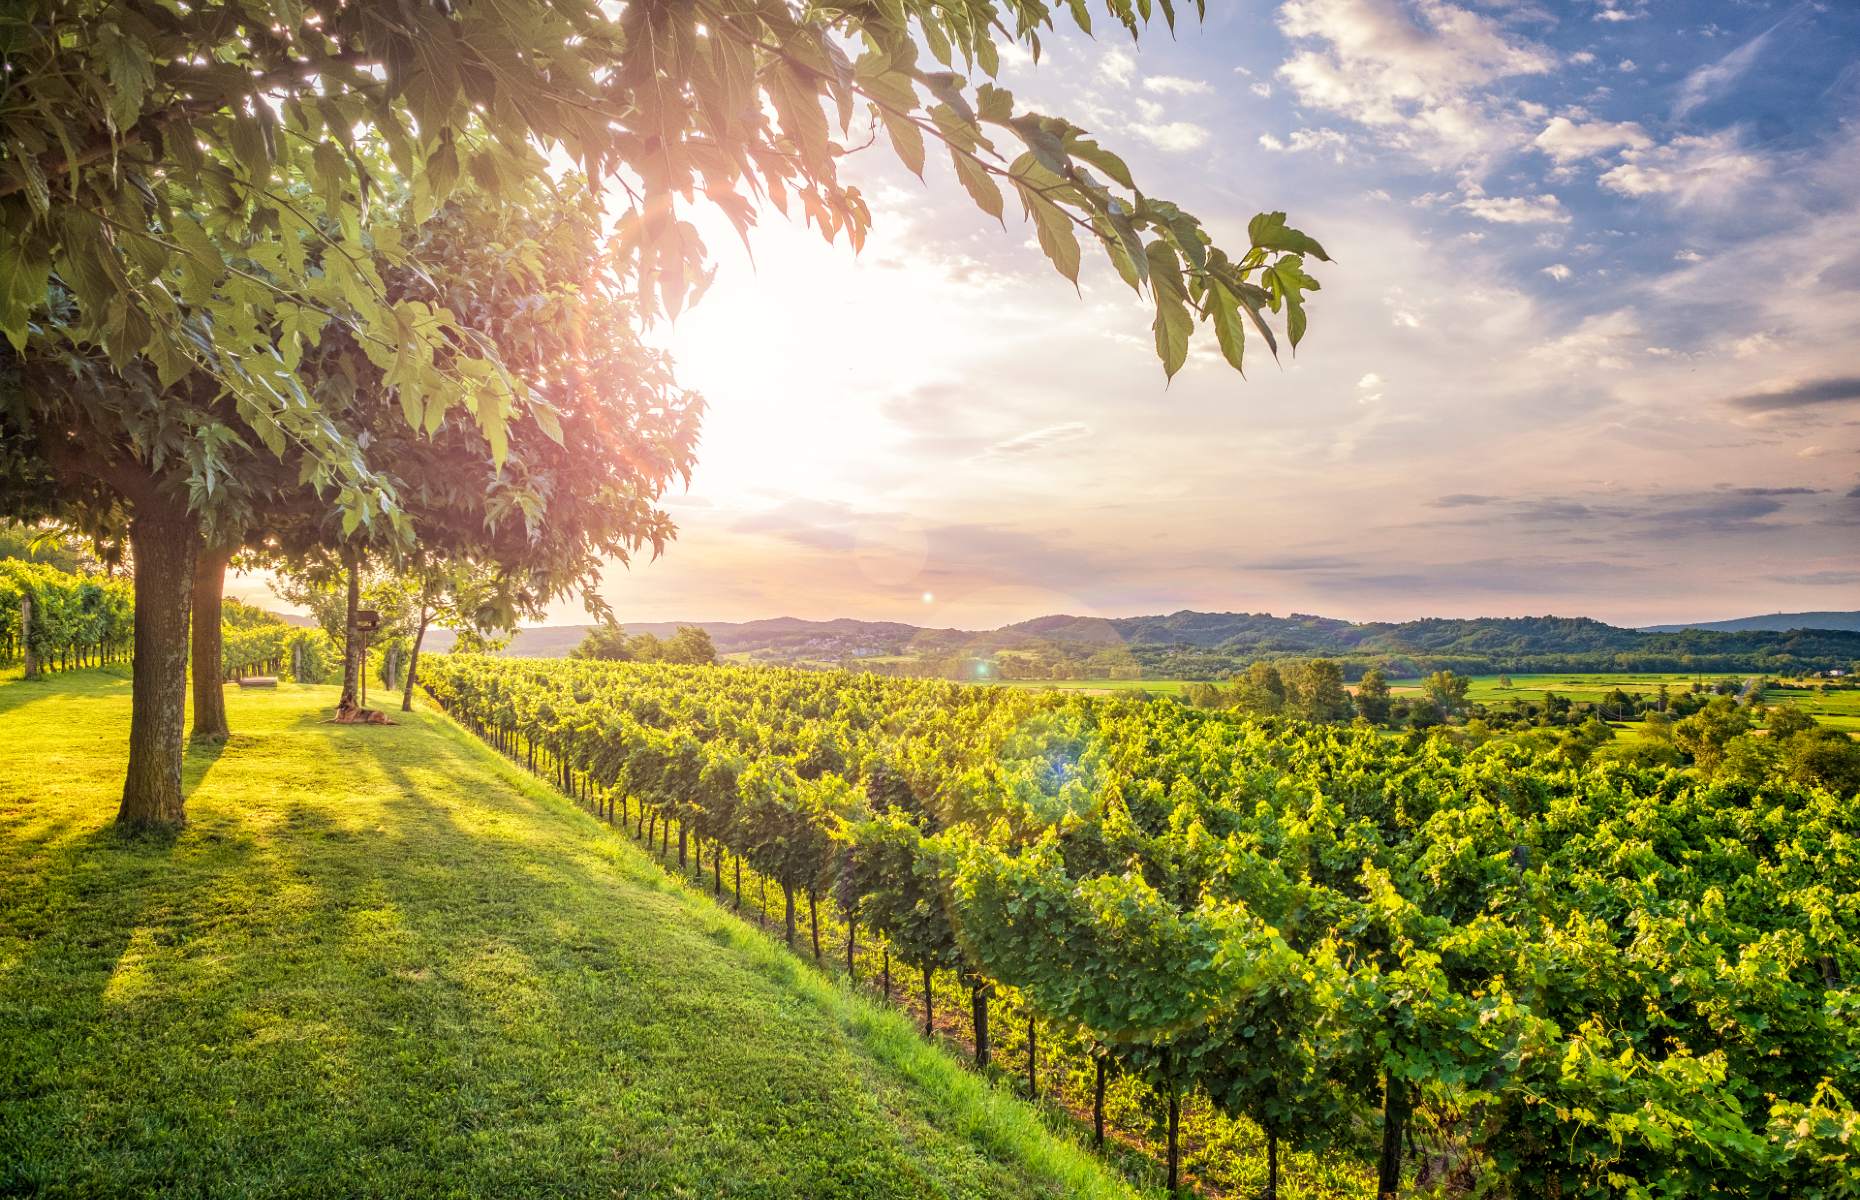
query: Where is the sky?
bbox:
[251,0,1860,630]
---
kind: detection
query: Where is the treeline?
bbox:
[0,561,133,672]
[856,642,1860,686]
[424,656,1860,1198]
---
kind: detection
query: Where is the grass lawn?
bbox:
[0,670,1139,1199]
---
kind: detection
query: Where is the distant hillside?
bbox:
[426,609,1860,676]
[1641,611,1860,634]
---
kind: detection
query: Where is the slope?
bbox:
[0,672,1136,1199]
[1641,610,1860,634]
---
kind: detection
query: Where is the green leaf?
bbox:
[1018,183,1080,286]
[1208,282,1246,374]
[229,114,272,183]
[951,150,1004,223]
[1067,137,1135,191]
[1248,211,1332,262]
[880,109,926,179]
[96,24,155,132]
[1146,241,1191,379]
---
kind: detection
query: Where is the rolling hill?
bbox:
[1641,611,1860,634]
[425,609,1860,676]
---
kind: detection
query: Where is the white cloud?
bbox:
[1358,372,1384,389]
[1675,19,1782,117]
[1459,191,1571,224]
[1570,50,1597,65]
[1274,0,1555,167]
[1531,116,1651,164]
[1731,332,1778,359]
[1674,249,1704,263]
[1258,127,1350,159]
[1100,48,1137,86]
[1251,81,1273,98]
[1144,75,1213,95]
[1600,130,1766,206]
[1530,310,1640,371]
[1130,122,1212,153]
[1542,263,1572,281]
[1617,58,1637,73]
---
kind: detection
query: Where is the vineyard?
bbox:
[0,561,133,673]
[424,655,1860,1198]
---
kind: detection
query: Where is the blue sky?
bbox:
[384,0,1860,631]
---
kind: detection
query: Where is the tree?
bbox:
[1354,668,1392,725]
[1287,659,1352,723]
[1422,670,1470,716]
[662,625,718,666]
[1231,661,1288,715]
[4,0,1324,406]
[574,624,636,662]
[4,0,1324,829]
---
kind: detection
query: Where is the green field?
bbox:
[1387,672,1860,733]
[1385,670,1747,704]
[990,677,1197,696]
[0,671,1137,1198]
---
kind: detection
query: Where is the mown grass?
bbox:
[0,670,1143,1199]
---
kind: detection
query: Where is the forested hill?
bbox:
[434,610,1860,675]
[1641,611,1860,634]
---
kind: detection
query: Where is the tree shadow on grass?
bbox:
[0,669,131,718]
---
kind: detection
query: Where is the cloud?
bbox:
[1542,263,1571,281]
[1674,17,1785,117]
[984,423,1093,458]
[1727,376,1860,413]
[1274,0,1555,166]
[1434,493,1501,507]
[1617,58,1636,73]
[1531,115,1650,164]
[1251,81,1273,98]
[1599,130,1766,206]
[1258,127,1350,158]
[1130,122,1212,152]
[1144,75,1212,95]
[1459,191,1571,224]
[1100,48,1137,85]
[1674,249,1705,263]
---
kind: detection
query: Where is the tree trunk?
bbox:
[1166,1078,1182,1195]
[1378,1069,1410,1199]
[338,549,362,710]
[679,824,689,869]
[401,605,429,712]
[846,919,857,978]
[118,496,197,831]
[970,979,990,1069]
[883,947,891,1002]
[808,890,821,960]
[189,543,233,742]
[922,964,934,1036]
[714,847,723,895]
[1093,1056,1107,1148]
[783,883,796,947]
[1265,1127,1280,1200]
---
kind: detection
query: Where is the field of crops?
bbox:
[1385,672,1860,736]
[423,655,1860,1198]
